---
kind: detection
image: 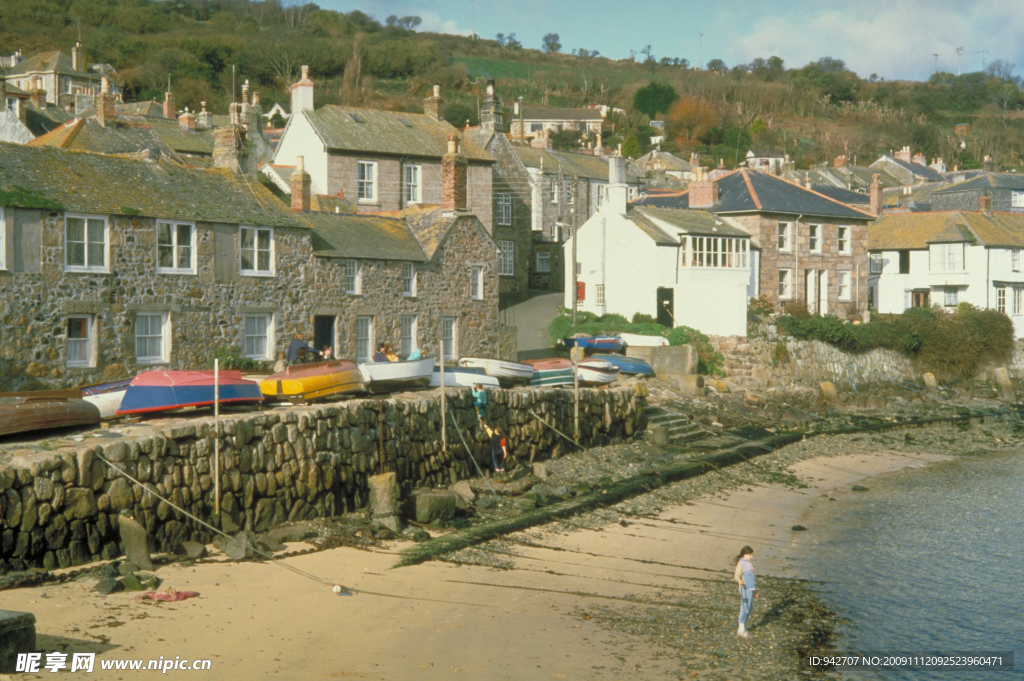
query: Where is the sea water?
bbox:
[794,450,1024,680]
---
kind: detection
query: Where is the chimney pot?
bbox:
[163,89,175,119]
[291,65,314,114]
[689,167,719,208]
[979,195,993,214]
[424,85,444,120]
[869,173,883,217]
[442,134,467,212]
[291,155,312,211]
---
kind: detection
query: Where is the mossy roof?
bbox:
[306,212,427,261]
[7,51,94,79]
[29,115,214,158]
[304,106,493,162]
[931,172,1024,194]
[869,211,1024,250]
[512,147,641,183]
[627,206,750,245]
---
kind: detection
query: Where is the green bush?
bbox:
[631,312,657,324]
[206,346,264,371]
[547,311,724,375]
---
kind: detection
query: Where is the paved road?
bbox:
[504,291,564,360]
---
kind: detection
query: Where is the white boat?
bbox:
[429,366,500,388]
[81,378,131,418]
[577,358,621,386]
[617,332,669,347]
[457,357,535,384]
[358,356,435,393]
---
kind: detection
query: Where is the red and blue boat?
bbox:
[560,335,626,352]
[590,353,653,376]
[117,370,264,416]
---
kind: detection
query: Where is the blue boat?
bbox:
[560,335,626,352]
[118,370,264,415]
[590,353,653,376]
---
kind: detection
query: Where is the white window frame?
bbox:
[243,314,272,360]
[777,222,791,253]
[689,237,748,268]
[778,268,792,300]
[1015,288,1022,315]
[344,259,361,294]
[596,189,603,207]
[596,284,605,305]
[402,262,416,297]
[837,226,851,254]
[442,317,458,361]
[239,226,274,276]
[869,253,882,274]
[498,240,514,276]
[135,312,169,364]
[808,224,821,254]
[400,315,417,357]
[470,265,483,300]
[66,314,94,368]
[356,316,373,362]
[1013,249,1021,272]
[1013,191,1024,208]
[838,271,851,301]
[156,221,196,274]
[945,286,959,307]
[931,243,964,272]
[404,164,421,204]
[65,213,108,272]
[357,161,378,203]
[497,193,512,226]
[996,287,1006,313]
[536,251,551,273]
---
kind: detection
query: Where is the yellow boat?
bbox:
[259,359,365,403]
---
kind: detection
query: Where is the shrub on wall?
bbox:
[777,305,1014,382]
[547,310,725,375]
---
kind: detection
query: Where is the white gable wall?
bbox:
[271,112,329,196]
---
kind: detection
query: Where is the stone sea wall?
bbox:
[0,384,645,571]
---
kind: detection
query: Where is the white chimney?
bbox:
[605,155,628,214]
[290,65,314,114]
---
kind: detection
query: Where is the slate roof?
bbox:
[881,181,950,211]
[626,206,750,245]
[406,208,460,259]
[23,104,75,138]
[302,106,493,162]
[873,155,944,182]
[0,142,302,228]
[512,147,641,183]
[306,212,427,261]
[636,150,690,173]
[869,211,1024,250]
[810,183,869,205]
[931,172,1024,194]
[118,101,164,117]
[521,107,603,122]
[634,168,874,220]
[6,51,95,79]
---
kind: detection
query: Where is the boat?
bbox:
[616,332,669,347]
[358,356,435,393]
[525,358,575,387]
[576,358,621,386]
[560,335,626,352]
[429,366,500,388]
[117,370,264,415]
[0,396,100,437]
[259,359,365,403]
[590,353,653,376]
[457,357,535,384]
[81,378,132,418]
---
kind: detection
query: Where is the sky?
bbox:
[316,0,1024,82]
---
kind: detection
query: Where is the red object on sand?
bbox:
[136,589,200,602]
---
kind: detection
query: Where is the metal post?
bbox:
[439,335,447,452]
[571,346,582,442]
[571,174,579,325]
[214,359,220,516]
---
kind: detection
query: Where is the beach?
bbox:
[1,423,997,681]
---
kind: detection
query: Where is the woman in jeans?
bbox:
[733,545,757,637]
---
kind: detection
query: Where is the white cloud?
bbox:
[414,9,472,36]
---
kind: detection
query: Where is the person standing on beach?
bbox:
[733,546,757,638]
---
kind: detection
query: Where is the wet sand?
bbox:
[1,448,951,681]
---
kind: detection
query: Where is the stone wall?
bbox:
[496,324,517,361]
[0,385,646,571]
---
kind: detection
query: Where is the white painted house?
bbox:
[563,156,753,336]
[869,202,1024,336]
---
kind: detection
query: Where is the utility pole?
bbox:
[978,50,989,70]
[699,30,704,70]
[471,0,475,39]
[932,53,940,74]
[956,47,964,76]
[571,174,579,325]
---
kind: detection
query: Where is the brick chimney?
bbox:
[479,79,503,134]
[688,167,719,208]
[804,174,813,189]
[442,134,467,212]
[291,155,312,211]
[213,124,249,173]
[834,155,847,168]
[979,195,993,214]
[423,85,443,120]
[894,146,912,163]
[983,155,997,173]
[912,152,926,166]
[95,77,115,127]
[291,65,314,115]
[229,102,242,127]
[29,79,46,109]
[196,101,212,128]
[178,106,196,131]
[71,42,85,72]
[869,173,883,217]
[163,89,175,119]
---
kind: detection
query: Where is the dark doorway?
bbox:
[657,287,674,327]
[314,316,335,354]
[912,290,930,308]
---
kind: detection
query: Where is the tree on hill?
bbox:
[666,96,716,147]
[707,59,728,74]
[621,133,642,158]
[633,81,678,118]
[444,102,477,127]
[385,15,422,31]
[542,33,561,53]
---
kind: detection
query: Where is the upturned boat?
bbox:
[117,370,264,415]
[590,353,653,376]
[260,359,365,403]
[616,332,669,347]
[576,358,621,386]
[560,335,626,352]
[0,396,101,437]
[81,378,132,418]
[525,358,575,387]
[358,356,435,393]
[457,357,535,384]
[429,366,500,388]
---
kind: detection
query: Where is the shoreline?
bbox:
[0,425,1003,680]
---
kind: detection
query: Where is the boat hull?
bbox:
[590,353,653,376]
[577,359,621,386]
[0,396,100,437]
[358,356,435,393]
[561,336,626,352]
[430,367,500,388]
[525,358,576,387]
[260,360,365,402]
[616,332,669,347]
[458,357,535,383]
[118,370,264,415]
[81,378,132,418]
